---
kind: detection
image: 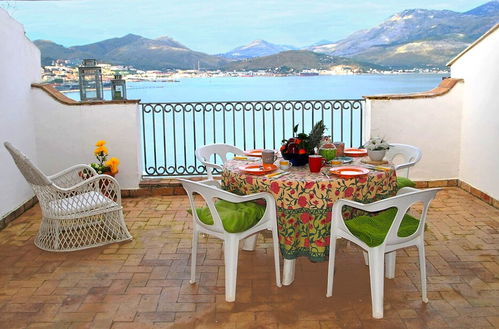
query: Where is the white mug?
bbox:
[279,159,293,170]
[262,149,277,164]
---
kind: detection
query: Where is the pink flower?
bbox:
[300,212,312,224]
[344,187,354,198]
[270,182,280,194]
[304,238,310,247]
[304,182,315,189]
[325,212,332,223]
[315,239,327,247]
[298,196,308,207]
[245,176,253,184]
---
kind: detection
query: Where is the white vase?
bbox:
[367,149,386,161]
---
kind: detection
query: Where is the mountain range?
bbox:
[219,40,297,60]
[310,1,499,68]
[224,50,384,72]
[34,1,499,70]
[35,34,227,70]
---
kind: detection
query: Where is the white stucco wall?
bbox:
[0,8,142,220]
[367,83,464,181]
[0,9,40,219]
[31,90,142,189]
[450,27,499,200]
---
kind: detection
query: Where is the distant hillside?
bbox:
[310,1,499,68]
[34,40,89,66]
[223,50,384,72]
[220,40,297,59]
[34,34,227,70]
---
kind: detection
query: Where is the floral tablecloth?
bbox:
[221,159,397,262]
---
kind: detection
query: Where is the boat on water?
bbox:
[300,70,319,76]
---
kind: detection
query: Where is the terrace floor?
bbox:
[0,187,498,329]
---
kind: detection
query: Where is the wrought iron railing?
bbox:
[141,99,365,176]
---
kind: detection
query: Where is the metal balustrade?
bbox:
[141,99,365,176]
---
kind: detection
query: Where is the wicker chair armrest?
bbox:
[53,174,122,205]
[50,164,97,188]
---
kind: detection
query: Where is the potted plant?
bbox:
[90,140,120,176]
[280,121,325,166]
[363,137,390,161]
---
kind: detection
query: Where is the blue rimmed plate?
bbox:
[332,156,353,164]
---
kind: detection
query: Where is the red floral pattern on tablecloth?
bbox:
[221,159,397,262]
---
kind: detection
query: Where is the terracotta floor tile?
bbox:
[0,187,497,328]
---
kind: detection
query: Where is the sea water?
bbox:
[66,74,445,102]
[66,74,446,175]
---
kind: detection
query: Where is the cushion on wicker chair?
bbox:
[49,191,116,215]
[190,200,265,233]
[345,208,420,247]
[397,176,416,189]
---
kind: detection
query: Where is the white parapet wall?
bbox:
[449,24,499,200]
[31,87,143,190]
[0,8,40,219]
[365,79,464,182]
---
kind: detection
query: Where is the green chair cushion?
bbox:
[345,208,420,247]
[397,176,416,189]
[189,200,265,233]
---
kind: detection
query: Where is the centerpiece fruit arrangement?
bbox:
[280,120,326,166]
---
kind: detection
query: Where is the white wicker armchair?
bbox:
[4,142,133,252]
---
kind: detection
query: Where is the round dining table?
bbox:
[221,157,398,285]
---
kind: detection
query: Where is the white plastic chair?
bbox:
[326,187,440,318]
[4,142,132,252]
[385,143,422,178]
[195,144,244,180]
[179,178,282,302]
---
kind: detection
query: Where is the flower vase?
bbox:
[367,149,386,161]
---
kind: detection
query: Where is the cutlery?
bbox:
[266,171,290,179]
[233,156,259,161]
[361,164,390,171]
[322,171,331,179]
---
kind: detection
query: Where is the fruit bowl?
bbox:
[282,152,310,166]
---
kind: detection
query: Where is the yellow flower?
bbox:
[105,157,120,174]
[95,140,106,147]
[94,146,109,155]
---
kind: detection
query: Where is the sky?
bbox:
[0,0,490,54]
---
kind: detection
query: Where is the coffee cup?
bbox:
[262,149,277,164]
[309,155,326,173]
[279,160,292,170]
